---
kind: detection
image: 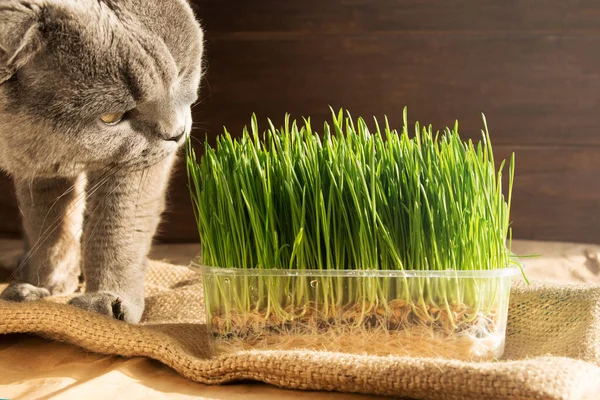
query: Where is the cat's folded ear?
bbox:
[0,1,43,83]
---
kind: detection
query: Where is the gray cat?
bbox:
[0,0,204,323]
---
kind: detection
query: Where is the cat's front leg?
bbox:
[0,174,85,301]
[68,156,175,323]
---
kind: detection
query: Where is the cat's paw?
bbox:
[0,282,51,302]
[68,291,143,323]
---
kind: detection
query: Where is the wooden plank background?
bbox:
[1,0,599,244]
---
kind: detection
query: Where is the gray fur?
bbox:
[0,0,204,323]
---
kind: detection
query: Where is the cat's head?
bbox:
[0,0,204,177]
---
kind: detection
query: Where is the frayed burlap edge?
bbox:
[1,261,600,400]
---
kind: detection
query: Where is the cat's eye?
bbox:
[99,112,125,125]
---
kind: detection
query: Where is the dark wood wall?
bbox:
[1,0,599,244]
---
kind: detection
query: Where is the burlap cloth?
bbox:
[1,260,600,400]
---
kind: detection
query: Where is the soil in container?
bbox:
[199,269,516,361]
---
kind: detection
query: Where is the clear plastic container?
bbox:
[190,260,522,361]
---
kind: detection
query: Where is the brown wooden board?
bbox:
[0,1,599,244]
[193,34,600,147]
[191,0,600,35]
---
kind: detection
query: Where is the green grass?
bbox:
[186,107,524,333]
[187,107,519,273]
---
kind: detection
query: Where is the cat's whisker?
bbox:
[201,75,212,101]
[189,135,206,147]
[71,166,130,264]
[191,127,210,133]
[19,165,118,265]
[35,165,118,238]
[132,167,151,244]
[11,165,122,280]
[191,99,203,110]
[132,168,146,234]
[37,182,78,241]
[80,178,126,256]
